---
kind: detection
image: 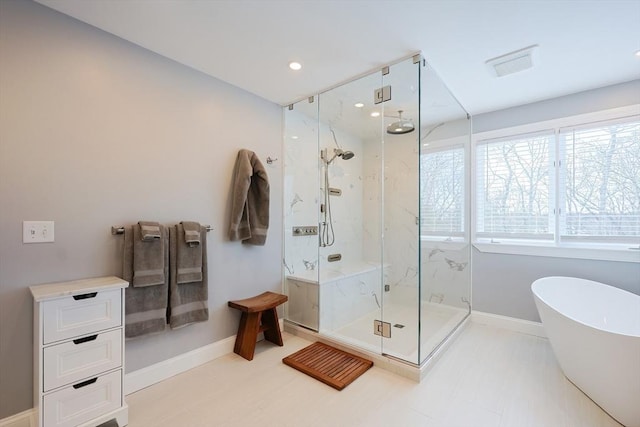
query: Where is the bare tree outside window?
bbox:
[420,147,464,236]
[475,117,639,244]
[562,121,640,239]
[476,133,552,239]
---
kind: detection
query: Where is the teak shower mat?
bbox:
[283,342,373,390]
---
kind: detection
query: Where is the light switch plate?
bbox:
[23,221,54,243]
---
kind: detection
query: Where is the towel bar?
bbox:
[111,225,212,235]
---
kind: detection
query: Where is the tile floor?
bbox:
[126,322,622,427]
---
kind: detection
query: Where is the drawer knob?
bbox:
[73,292,97,300]
[72,377,97,389]
[72,334,98,345]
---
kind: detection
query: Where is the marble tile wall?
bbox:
[283,108,364,278]
[283,108,320,280]
[284,107,471,333]
[420,241,471,310]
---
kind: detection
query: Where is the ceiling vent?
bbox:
[486,45,538,77]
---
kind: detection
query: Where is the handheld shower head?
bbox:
[339,150,355,160]
[324,130,355,164]
[324,148,355,164]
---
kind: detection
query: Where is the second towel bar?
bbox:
[111,225,213,235]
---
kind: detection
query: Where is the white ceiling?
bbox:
[35,0,640,115]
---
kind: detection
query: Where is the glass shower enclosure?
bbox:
[283,54,471,366]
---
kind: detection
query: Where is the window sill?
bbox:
[473,242,640,263]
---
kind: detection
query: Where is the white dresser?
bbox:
[30,276,129,427]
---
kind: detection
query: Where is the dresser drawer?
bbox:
[42,289,121,344]
[43,369,122,427]
[43,329,122,392]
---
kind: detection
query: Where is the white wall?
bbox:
[0,0,282,419]
[471,80,640,321]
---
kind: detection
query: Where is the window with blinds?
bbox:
[559,117,640,242]
[420,146,464,237]
[474,114,639,245]
[476,131,554,240]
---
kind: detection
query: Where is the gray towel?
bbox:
[139,221,161,241]
[176,222,202,284]
[169,225,209,329]
[229,149,270,246]
[132,223,165,287]
[182,221,201,247]
[123,225,168,338]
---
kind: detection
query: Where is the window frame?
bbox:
[558,116,640,243]
[471,105,640,263]
[475,129,556,241]
[419,135,471,244]
[420,142,466,240]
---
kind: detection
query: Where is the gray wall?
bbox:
[0,0,282,418]
[473,249,640,321]
[472,80,640,321]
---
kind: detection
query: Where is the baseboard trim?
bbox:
[124,318,284,395]
[0,409,34,427]
[124,334,236,395]
[471,310,546,337]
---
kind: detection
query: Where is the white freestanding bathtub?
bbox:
[532,276,640,427]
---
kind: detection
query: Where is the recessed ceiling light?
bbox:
[370,111,380,117]
[289,61,302,71]
[354,102,364,108]
[291,135,299,140]
[635,50,640,58]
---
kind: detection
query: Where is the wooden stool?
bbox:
[228,291,288,361]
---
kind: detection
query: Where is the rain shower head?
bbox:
[387,110,415,135]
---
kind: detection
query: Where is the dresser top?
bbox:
[29,276,129,301]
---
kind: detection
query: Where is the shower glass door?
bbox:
[379,57,421,364]
[316,71,385,355]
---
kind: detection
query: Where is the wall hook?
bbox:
[266,156,278,164]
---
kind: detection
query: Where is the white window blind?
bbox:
[559,117,640,242]
[476,131,554,240]
[420,146,464,237]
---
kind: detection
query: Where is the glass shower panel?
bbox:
[283,98,320,331]
[316,71,384,355]
[380,57,421,364]
[282,54,472,368]
[418,61,472,364]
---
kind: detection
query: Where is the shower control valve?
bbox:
[292,226,318,236]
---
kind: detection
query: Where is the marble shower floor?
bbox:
[126,322,623,427]
[324,302,468,363]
